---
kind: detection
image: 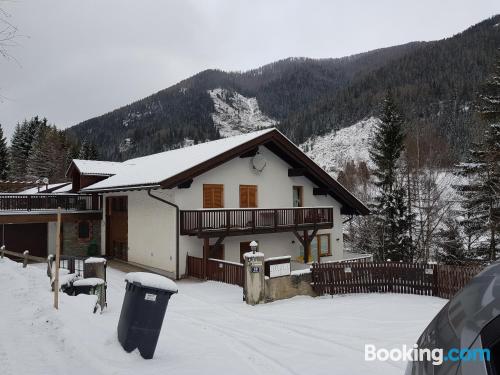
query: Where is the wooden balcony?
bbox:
[0,194,101,212]
[180,207,333,237]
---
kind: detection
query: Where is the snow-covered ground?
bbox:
[300,117,380,175]
[209,88,277,137]
[0,258,446,375]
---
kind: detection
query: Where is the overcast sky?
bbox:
[0,0,499,139]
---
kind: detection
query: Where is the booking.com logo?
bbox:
[365,344,491,366]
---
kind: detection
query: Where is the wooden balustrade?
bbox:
[0,194,100,212]
[180,207,333,237]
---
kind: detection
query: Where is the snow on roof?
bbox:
[125,272,178,292]
[51,183,73,193]
[71,159,125,176]
[17,182,71,194]
[82,128,275,191]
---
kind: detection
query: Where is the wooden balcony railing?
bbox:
[180,207,333,237]
[0,194,101,212]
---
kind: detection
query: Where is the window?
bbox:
[78,221,90,240]
[308,233,331,260]
[240,185,258,208]
[203,184,224,208]
[293,186,303,207]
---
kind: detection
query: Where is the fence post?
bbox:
[0,245,4,259]
[54,208,62,310]
[23,250,29,268]
[432,264,439,297]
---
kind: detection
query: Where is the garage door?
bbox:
[3,223,48,257]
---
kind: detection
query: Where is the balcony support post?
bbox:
[203,237,209,279]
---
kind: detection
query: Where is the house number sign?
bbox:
[269,263,291,278]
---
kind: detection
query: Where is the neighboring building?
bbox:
[66,128,370,279]
[0,181,101,258]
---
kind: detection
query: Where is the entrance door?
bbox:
[106,196,128,261]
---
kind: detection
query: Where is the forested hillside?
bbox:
[67,15,500,162]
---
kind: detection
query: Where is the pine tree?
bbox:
[436,218,467,265]
[26,123,49,179]
[369,91,412,261]
[9,117,43,179]
[0,123,9,179]
[457,57,500,261]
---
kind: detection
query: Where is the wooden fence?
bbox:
[207,258,244,286]
[186,255,244,287]
[186,254,204,279]
[312,262,483,299]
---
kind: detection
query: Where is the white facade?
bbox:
[101,146,345,278]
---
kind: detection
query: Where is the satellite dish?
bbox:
[251,153,266,173]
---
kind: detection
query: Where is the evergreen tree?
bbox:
[9,117,44,179]
[26,123,49,179]
[436,218,467,265]
[0,123,9,179]
[457,57,500,261]
[369,91,412,261]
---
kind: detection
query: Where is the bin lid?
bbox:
[84,257,107,264]
[125,272,178,293]
[73,277,105,287]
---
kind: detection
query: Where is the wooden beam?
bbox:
[203,237,209,279]
[177,179,193,189]
[303,230,309,264]
[313,187,329,196]
[239,147,259,158]
[288,167,306,177]
[0,212,102,225]
[214,236,226,247]
[293,230,306,247]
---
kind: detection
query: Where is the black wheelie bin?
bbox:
[117,272,178,359]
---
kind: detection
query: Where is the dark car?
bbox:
[405,262,500,375]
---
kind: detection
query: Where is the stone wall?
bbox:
[62,220,101,257]
[264,271,317,302]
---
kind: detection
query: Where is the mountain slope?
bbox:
[300,117,380,175]
[67,15,500,162]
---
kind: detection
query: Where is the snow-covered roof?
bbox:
[51,183,73,193]
[17,182,71,194]
[69,159,125,176]
[77,128,369,215]
[82,128,275,191]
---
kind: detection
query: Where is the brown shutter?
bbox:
[248,186,257,207]
[203,184,224,208]
[240,185,257,208]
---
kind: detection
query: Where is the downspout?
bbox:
[147,189,180,280]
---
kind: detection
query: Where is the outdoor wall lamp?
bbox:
[250,240,258,254]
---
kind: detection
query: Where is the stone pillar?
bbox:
[243,251,265,305]
[84,257,107,279]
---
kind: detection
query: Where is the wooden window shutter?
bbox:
[240,185,257,208]
[203,184,224,208]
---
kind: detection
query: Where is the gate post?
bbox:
[243,243,265,305]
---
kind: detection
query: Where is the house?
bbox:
[65,128,369,280]
[0,184,101,258]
